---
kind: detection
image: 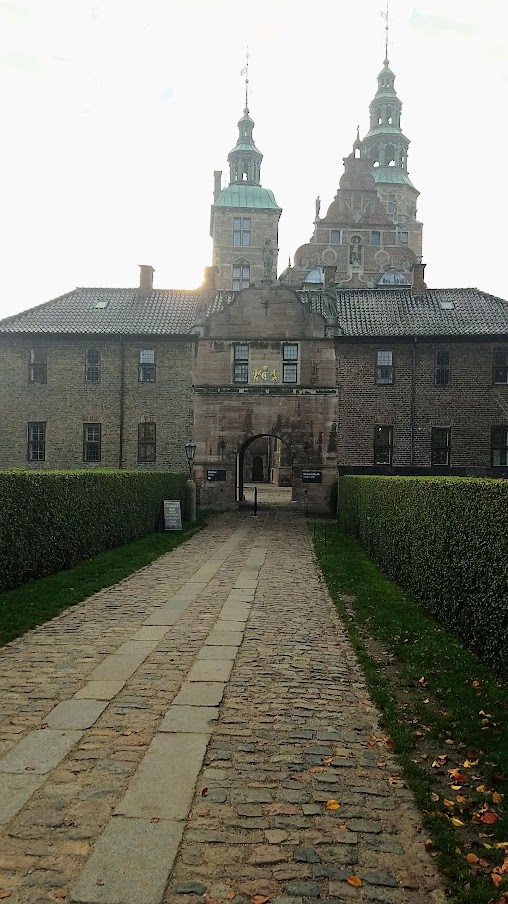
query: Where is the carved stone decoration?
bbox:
[349,235,363,266]
[322,248,337,266]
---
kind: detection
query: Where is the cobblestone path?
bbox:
[0,513,445,904]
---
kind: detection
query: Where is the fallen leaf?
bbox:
[347,876,363,887]
[384,737,394,749]
[252,896,270,904]
[150,817,160,824]
[451,817,465,826]
[431,792,440,802]
[322,756,332,765]
[493,792,503,804]
[0,893,11,901]
[444,799,455,807]
[419,676,426,685]
[472,680,480,687]
[476,785,487,793]
[326,799,341,810]
[494,843,508,849]
[466,853,480,864]
[309,766,324,774]
[424,839,433,848]
[450,785,462,791]
[201,788,209,797]
[226,892,236,900]
[456,795,468,803]
[423,699,430,704]
[463,759,479,768]
[448,770,467,783]
[492,873,502,887]
[481,812,499,825]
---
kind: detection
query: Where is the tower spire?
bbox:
[240,47,250,113]
[381,2,389,65]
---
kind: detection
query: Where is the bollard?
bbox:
[253,486,258,516]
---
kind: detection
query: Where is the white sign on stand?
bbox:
[163,500,182,531]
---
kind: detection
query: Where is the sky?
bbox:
[0,0,507,319]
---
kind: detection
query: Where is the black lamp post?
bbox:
[184,440,197,478]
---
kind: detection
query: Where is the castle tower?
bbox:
[210,101,281,291]
[361,55,422,257]
[287,45,423,290]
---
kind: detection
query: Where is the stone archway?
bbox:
[236,433,294,503]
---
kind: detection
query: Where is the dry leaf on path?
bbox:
[465,853,479,864]
[347,875,363,887]
[252,896,270,904]
[326,799,341,810]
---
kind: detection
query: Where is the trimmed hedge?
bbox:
[338,476,508,672]
[0,470,187,592]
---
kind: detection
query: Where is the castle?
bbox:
[1,49,507,510]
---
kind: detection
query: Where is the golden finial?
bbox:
[240,47,250,112]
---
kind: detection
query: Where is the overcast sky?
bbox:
[0,0,506,319]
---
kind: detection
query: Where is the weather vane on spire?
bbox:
[381,2,389,65]
[240,47,250,112]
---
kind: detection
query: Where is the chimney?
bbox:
[213,171,222,202]
[412,260,427,293]
[139,265,154,295]
[203,266,217,293]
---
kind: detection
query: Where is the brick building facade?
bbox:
[0,56,507,510]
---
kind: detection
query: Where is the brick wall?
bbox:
[0,337,194,471]
[336,339,508,472]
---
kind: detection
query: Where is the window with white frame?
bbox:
[27,422,46,461]
[376,350,394,384]
[431,427,451,466]
[138,349,156,382]
[282,343,298,384]
[492,426,508,466]
[83,423,101,462]
[233,217,251,246]
[85,348,100,383]
[374,426,393,465]
[232,264,250,291]
[494,350,508,384]
[232,344,249,383]
[29,348,47,383]
[138,422,156,462]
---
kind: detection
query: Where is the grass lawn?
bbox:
[312,522,508,904]
[0,516,206,648]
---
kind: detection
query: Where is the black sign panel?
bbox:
[207,469,227,482]
[302,469,322,484]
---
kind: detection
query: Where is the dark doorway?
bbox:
[251,456,264,481]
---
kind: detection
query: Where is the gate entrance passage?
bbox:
[236,433,293,504]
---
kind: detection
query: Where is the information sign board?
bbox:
[207,469,227,481]
[163,500,182,531]
[302,469,323,484]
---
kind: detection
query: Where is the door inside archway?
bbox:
[251,456,264,482]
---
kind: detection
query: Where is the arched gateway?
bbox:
[192,285,338,512]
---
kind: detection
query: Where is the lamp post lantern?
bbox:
[184,440,197,478]
[184,440,197,523]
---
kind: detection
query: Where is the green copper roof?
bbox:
[372,167,416,189]
[214,184,280,210]
[365,124,405,137]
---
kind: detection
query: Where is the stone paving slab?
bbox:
[205,631,244,647]
[74,680,126,700]
[187,659,234,683]
[0,773,45,823]
[69,816,184,904]
[159,705,219,734]
[0,728,83,774]
[46,699,109,729]
[197,645,239,661]
[116,733,210,819]
[172,681,226,707]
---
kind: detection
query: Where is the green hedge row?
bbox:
[338,476,508,672]
[0,470,187,592]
